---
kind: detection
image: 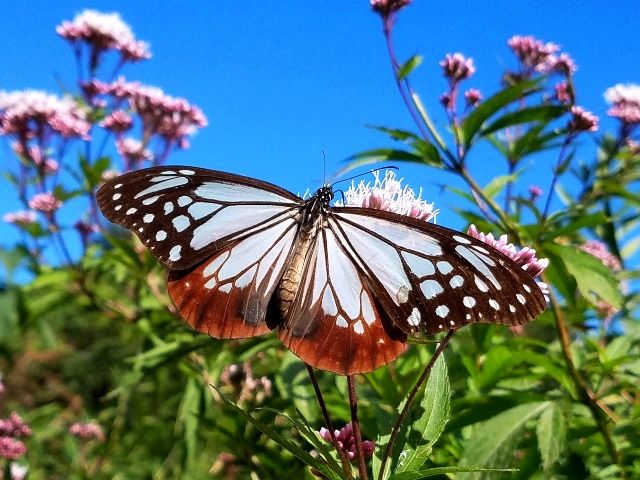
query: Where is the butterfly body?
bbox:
[97,166,546,375]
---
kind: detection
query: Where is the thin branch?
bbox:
[347,375,368,480]
[305,364,354,480]
[378,330,455,480]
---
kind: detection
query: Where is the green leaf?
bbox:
[461,79,543,147]
[483,174,519,199]
[390,467,517,480]
[177,376,201,467]
[458,401,550,479]
[368,125,422,143]
[341,148,434,176]
[536,402,566,470]
[547,244,622,309]
[394,355,450,474]
[480,105,567,137]
[275,352,317,421]
[397,55,423,80]
[541,212,608,241]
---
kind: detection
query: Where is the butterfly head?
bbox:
[315,185,334,212]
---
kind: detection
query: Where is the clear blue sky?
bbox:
[0,2,638,279]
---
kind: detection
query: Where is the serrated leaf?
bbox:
[536,402,566,470]
[394,355,450,474]
[458,401,550,480]
[480,105,567,137]
[548,244,622,309]
[397,55,423,80]
[462,79,543,147]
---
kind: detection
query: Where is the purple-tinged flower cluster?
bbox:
[100,110,133,133]
[569,106,599,133]
[69,422,105,442]
[467,224,550,300]
[464,88,482,107]
[340,170,438,222]
[440,53,475,82]
[57,10,151,63]
[0,90,90,140]
[0,413,32,438]
[116,137,153,164]
[370,0,411,16]
[0,437,27,460]
[528,185,543,199]
[28,193,62,214]
[604,83,640,125]
[507,35,559,72]
[580,240,622,272]
[554,82,572,104]
[319,423,375,463]
[220,363,273,404]
[3,211,37,226]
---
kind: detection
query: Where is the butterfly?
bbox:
[96,166,546,375]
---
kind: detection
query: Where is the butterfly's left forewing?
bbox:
[96,166,303,270]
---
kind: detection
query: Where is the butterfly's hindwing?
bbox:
[96,166,303,270]
[278,227,407,374]
[331,208,546,335]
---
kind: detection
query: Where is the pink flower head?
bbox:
[0,90,90,139]
[569,106,599,132]
[56,10,151,62]
[440,92,454,110]
[0,437,26,460]
[319,423,375,463]
[100,110,133,133]
[69,422,105,442]
[0,413,32,438]
[507,35,559,72]
[340,170,438,222]
[580,240,622,271]
[10,463,27,480]
[440,53,475,82]
[116,137,153,165]
[549,53,577,75]
[3,211,37,226]
[464,88,482,107]
[370,0,411,16]
[528,185,543,199]
[101,169,120,182]
[28,192,62,213]
[604,83,640,125]
[554,81,572,104]
[467,224,550,301]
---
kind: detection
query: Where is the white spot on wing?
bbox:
[203,251,230,277]
[353,320,364,335]
[178,195,193,207]
[436,305,449,318]
[135,177,188,199]
[336,315,348,328]
[179,169,195,175]
[115,205,122,211]
[126,207,137,215]
[489,299,500,310]
[361,291,375,325]
[173,215,190,232]
[523,284,531,293]
[143,213,155,223]
[474,276,489,292]
[142,195,160,205]
[112,193,121,200]
[517,293,526,304]
[509,304,516,313]
[188,202,221,220]
[456,245,501,289]
[402,252,435,277]
[396,285,410,304]
[164,202,174,214]
[453,235,471,244]
[407,308,421,326]
[169,245,182,261]
[156,230,167,241]
[463,296,476,308]
[436,261,453,275]
[421,279,443,299]
[450,275,464,288]
[114,183,122,189]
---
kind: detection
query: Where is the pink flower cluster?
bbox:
[319,423,375,463]
[28,193,62,213]
[341,170,438,222]
[507,35,576,75]
[467,224,550,300]
[12,143,59,174]
[3,211,37,226]
[0,90,90,140]
[580,240,622,272]
[440,53,475,83]
[69,422,105,442]
[569,106,599,133]
[604,83,640,125]
[220,363,273,404]
[116,137,152,163]
[57,10,151,62]
[370,0,411,16]
[464,88,482,107]
[0,412,31,461]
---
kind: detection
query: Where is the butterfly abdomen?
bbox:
[277,218,319,319]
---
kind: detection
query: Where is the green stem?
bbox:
[347,375,368,480]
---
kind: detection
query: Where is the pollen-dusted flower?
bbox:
[569,106,599,132]
[56,10,151,62]
[0,437,26,460]
[69,422,105,442]
[370,0,411,16]
[579,240,622,272]
[464,88,482,107]
[28,192,62,213]
[0,90,90,140]
[340,170,438,222]
[440,53,475,82]
[3,211,37,226]
[507,35,559,72]
[604,83,640,125]
[319,423,375,463]
[467,224,550,301]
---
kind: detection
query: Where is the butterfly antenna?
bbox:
[322,150,327,186]
[330,166,398,188]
